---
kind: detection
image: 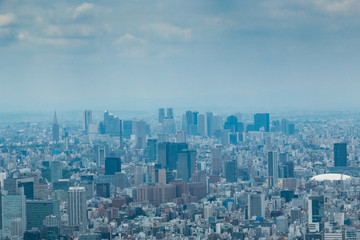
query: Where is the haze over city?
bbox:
[1,0,360,112]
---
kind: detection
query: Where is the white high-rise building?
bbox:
[68,187,87,231]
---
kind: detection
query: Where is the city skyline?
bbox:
[1,0,360,111]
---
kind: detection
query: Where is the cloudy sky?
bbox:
[1,0,360,112]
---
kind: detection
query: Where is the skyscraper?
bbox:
[211,146,222,175]
[166,108,174,119]
[248,193,265,219]
[268,151,278,187]
[225,160,237,183]
[1,190,27,238]
[26,200,60,230]
[68,187,87,231]
[50,161,62,182]
[177,150,196,181]
[105,157,121,175]
[254,113,270,132]
[334,143,347,167]
[84,110,92,135]
[159,108,165,123]
[158,142,188,171]
[52,112,59,142]
[308,195,325,223]
[197,114,207,137]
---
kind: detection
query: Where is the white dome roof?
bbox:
[310,173,352,181]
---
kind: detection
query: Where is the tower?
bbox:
[84,110,92,135]
[52,112,59,142]
[268,151,278,187]
[105,157,121,175]
[68,187,87,231]
[308,195,325,223]
[159,108,165,123]
[254,113,270,132]
[248,193,265,219]
[334,143,347,167]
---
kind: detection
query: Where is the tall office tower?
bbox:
[211,115,222,135]
[103,111,122,136]
[176,130,186,143]
[147,139,157,162]
[134,164,145,186]
[212,146,222,175]
[5,177,35,199]
[26,200,60,230]
[50,161,62,182]
[225,160,237,183]
[281,161,294,178]
[119,119,123,148]
[96,183,110,198]
[134,120,147,149]
[254,113,270,132]
[206,112,213,137]
[2,190,27,238]
[197,114,207,137]
[52,112,60,142]
[184,110,199,135]
[308,196,325,223]
[224,115,238,133]
[152,168,167,185]
[162,118,176,134]
[268,151,278,187]
[80,175,95,199]
[334,143,347,167]
[159,108,165,123]
[166,108,174,119]
[123,120,133,139]
[95,144,108,168]
[43,215,60,240]
[68,187,87,231]
[105,157,121,175]
[177,150,196,182]
[281,119,289,134]
[84,110,92,135]
[248,193,265,219]
[158,142,188,171]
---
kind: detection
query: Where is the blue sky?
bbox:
[1,0,360,112]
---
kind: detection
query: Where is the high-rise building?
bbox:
[105,157,121,175]
[84,110,92,135]
[68,187,87,231]
[225,160,237,183]
[146,139,157,162]
[123,120,133,139]
[308,196,325,223]
[224,115,238,133]
[334,143,347,167]
[1,190,27,238]
[177,150,196,182]
[254,113,270,132]
[184,111,199,135]
[197,114,207,137]
[166,108,174,119]
[152,168,167,185]
[211,146,222,175]
[159,108,165,123]
[96,183,110,198]
[268,151,278,187]
[158,142,188,171]
[206,112,213,137]
[26,200,60,230]
[52,112,60,142]
[134,120,147,149]
[50,161,62,182]
[248,193,265,219]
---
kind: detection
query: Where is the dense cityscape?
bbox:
[0,109,359,239]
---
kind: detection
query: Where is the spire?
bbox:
[53,111,58,125]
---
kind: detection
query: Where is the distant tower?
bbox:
[268,151,278,187]
[159,108,165,123]
[166,108,174,119]
[308,195,325,223]
[248,193,265,219]
[84,110,92,135]
[334,143,347,167]
[52,112,59,142]
[68,187,87,231]
[254,113,270,132]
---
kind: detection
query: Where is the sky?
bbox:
[1,0,360,113]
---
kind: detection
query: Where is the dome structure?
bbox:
[310,173,352,181]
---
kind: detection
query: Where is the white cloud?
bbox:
[316,0,358,13]
[146,23,192,41]
[0,13,15,27]
[114,33,146,45]
[73,3,95,18]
